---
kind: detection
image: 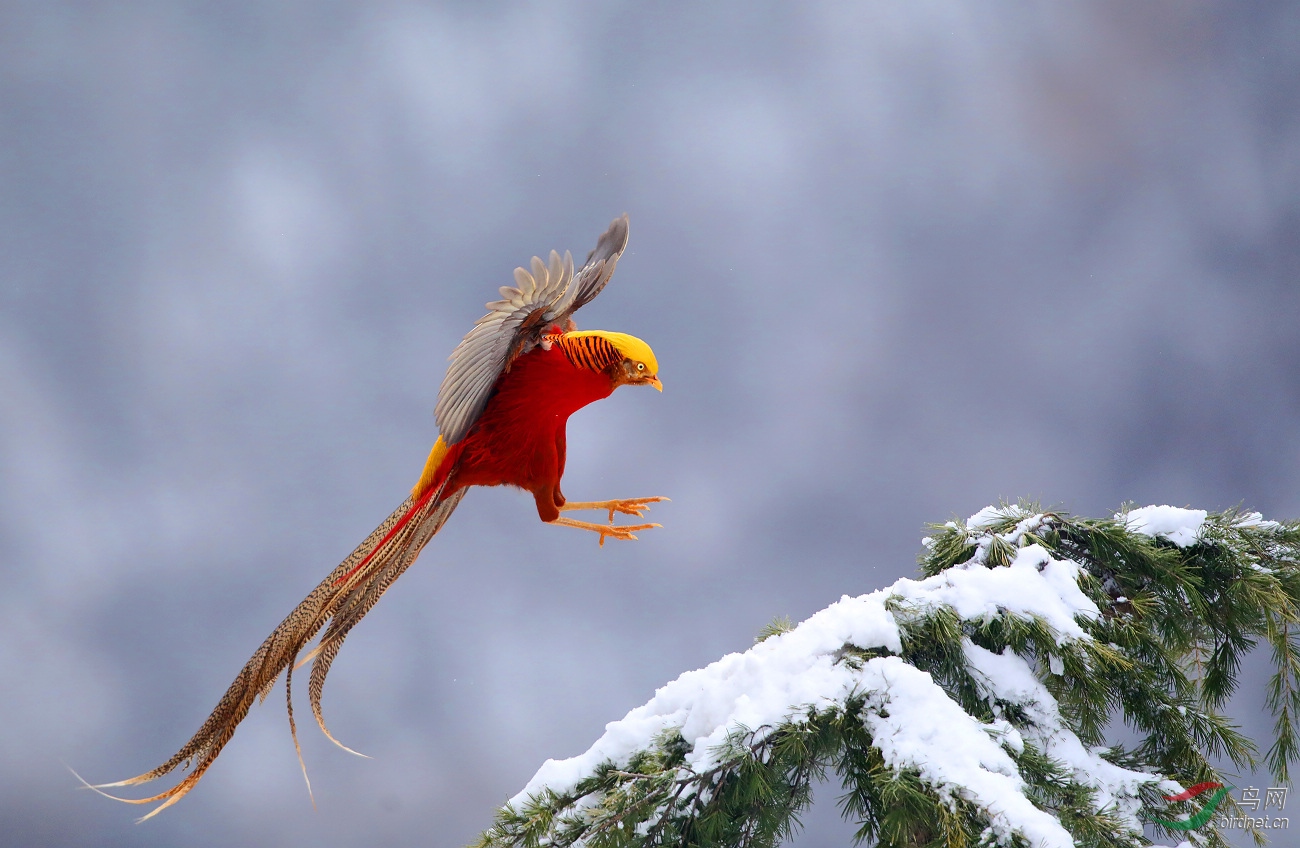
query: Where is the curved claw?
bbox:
[596,522,661,547]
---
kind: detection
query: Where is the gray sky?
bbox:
[2,2,1298,846]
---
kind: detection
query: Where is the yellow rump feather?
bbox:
[412,435,449,500]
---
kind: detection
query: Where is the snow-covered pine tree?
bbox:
[473,504,1300,848]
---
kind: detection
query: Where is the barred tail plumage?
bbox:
[80,485,467,821]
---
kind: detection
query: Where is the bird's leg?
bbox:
[560,496,670,523]
[548,496,667,547]
[538,488,666,547]
[547,515,660,547]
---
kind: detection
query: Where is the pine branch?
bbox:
[474,503,1300,847]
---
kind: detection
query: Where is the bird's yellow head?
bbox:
[570,330,663,391]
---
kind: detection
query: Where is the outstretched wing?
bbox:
[432,214,631,445]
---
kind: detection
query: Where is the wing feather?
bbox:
[432,215,631,445]
[557,213,629,315]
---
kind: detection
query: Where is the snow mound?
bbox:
[1119,505,1207,547]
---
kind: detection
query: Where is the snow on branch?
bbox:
[474,504,1300,848]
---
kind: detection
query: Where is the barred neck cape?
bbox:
[89,215,667,820]
[559,330,658,376]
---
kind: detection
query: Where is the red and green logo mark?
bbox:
[1152,781,1231,831]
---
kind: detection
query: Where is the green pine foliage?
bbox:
[473,505,1300,848]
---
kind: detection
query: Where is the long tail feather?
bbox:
[283,655,316,809]
[308,490,466,754]
[90,484,465,820]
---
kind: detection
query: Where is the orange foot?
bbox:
[560,496,670,522]
[548,516,660,547]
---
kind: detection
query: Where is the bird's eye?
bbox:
[636,362,646,371]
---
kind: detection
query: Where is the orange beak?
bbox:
[648,376,663,392]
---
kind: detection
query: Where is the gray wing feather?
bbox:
[432,215,630,445]
[551,214,629,317]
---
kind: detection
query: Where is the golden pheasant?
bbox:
[87,215,664,819]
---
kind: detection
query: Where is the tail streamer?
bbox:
[83,485,467,821]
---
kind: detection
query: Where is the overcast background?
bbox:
[2,2,1298,846]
